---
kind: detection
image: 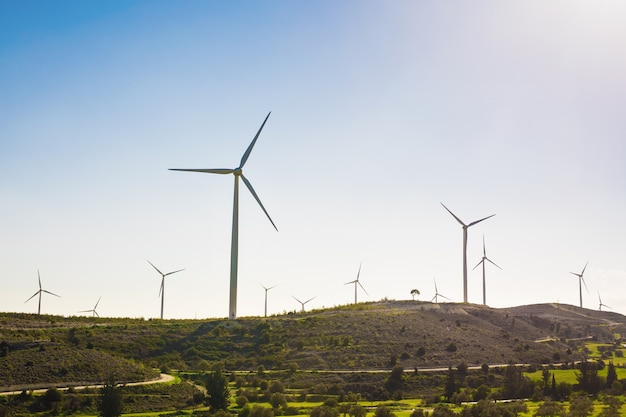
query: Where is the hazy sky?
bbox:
[2,1,626,319]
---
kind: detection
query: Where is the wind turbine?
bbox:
[292,296,315,313]
[598,292,610,311]
[260,283,276,317]
[441,203,495,303]
[148,260,185,319]
[431,278,450,304]
[170,112,277,320]
[24,270,60,315]
[344,263,368,304]
[570,261,588,308]
[79,296,101,317]
[472,235,502,306]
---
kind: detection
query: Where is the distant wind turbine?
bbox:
[570,261,588,308]
[148,260,185,319]
[431,278,450,304]
[170,112,277,320]
[344,263,368,304]
[598,292,610,311]
[79,296,101,317]
[292,296,315,312]
[472,235,502,306]
[25,270,60,315]
[441,203,495,303]
[260,283,277,317]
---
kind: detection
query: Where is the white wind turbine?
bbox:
[292,296,315,313]
[260,283,277,317]
[79,296,101,317]
[472,235,502,306]
[148,260,185,319]
[25,270,60,315]
[170,112,277,320]
[570,261,588,308]
[441,203,495,303]
[431,278,450,304]
[344,263,368,304]
[598,292,610,311]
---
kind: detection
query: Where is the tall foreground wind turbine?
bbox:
[344,263,368,304]
[472,236,502,306]
[170,112,277,320]
[25,270,60,315]
[570,261,588,308]
[260,283,276,317]
[148,260,185,319]
[441,203,495,303]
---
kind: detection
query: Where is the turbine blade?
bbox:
[147,260,164,276]
[158,279,164,297]
[581,261,589,275]
[25,291,40,303]
[94,311,100,318]
[486,258,502,270]
[468,213,496,228]
[482,235,486,256]
[240,112,271,168]
[570,272,581,277]
[94,296,101,309]
[38,270,42,289]
[240,174,278,231]
[292,296,302,304]
[472,259,483,270]
[440,203,466,226]
[358,281,369,296]
[305,297,316,304]
[345,280,357,285]
[356,262,362,281]
[78,309,91,313]
[169,168,235,174]
[164,268,185,276]
[41,290,60,298]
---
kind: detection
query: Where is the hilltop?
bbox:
[1,300,625,389]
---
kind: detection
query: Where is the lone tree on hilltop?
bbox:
[410,289,420,300]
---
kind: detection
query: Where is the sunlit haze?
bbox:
[2,1,625,319]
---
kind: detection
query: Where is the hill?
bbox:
[1,301,625,389]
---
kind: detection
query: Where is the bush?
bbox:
[445,343,457,353]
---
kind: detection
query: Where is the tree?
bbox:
[534,400,565,417]
[374,405,396,417]
[605,362,617,389]
[311,405,339,417]
[205,368,231,411]
[98,376,123,417]
[349,405,367,417]
[410,289,420,300]
[568,395,594,417]
[598,395,623,417]
[444,366,456,400]
[576,360,604,395]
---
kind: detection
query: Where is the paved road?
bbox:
[0,373,174,396]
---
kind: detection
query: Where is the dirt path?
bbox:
[0,373,175,396]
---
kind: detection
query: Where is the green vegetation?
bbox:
[1,301,626,415]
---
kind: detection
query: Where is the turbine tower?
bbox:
[598,292,610,311]
[170,112,277,320]
[25,270,60,315]
[260,283,276,317]
[79,296,101,317]
[570,261,588,308]
[431,278,450,304]
[344,263,368,304]
[292,296,315,312]
[472,235,502,306]
[441,203,495,303]
[148,260,185,319]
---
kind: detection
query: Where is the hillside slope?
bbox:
[1,301,624,387]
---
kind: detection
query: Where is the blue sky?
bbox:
[2,1,626,319]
